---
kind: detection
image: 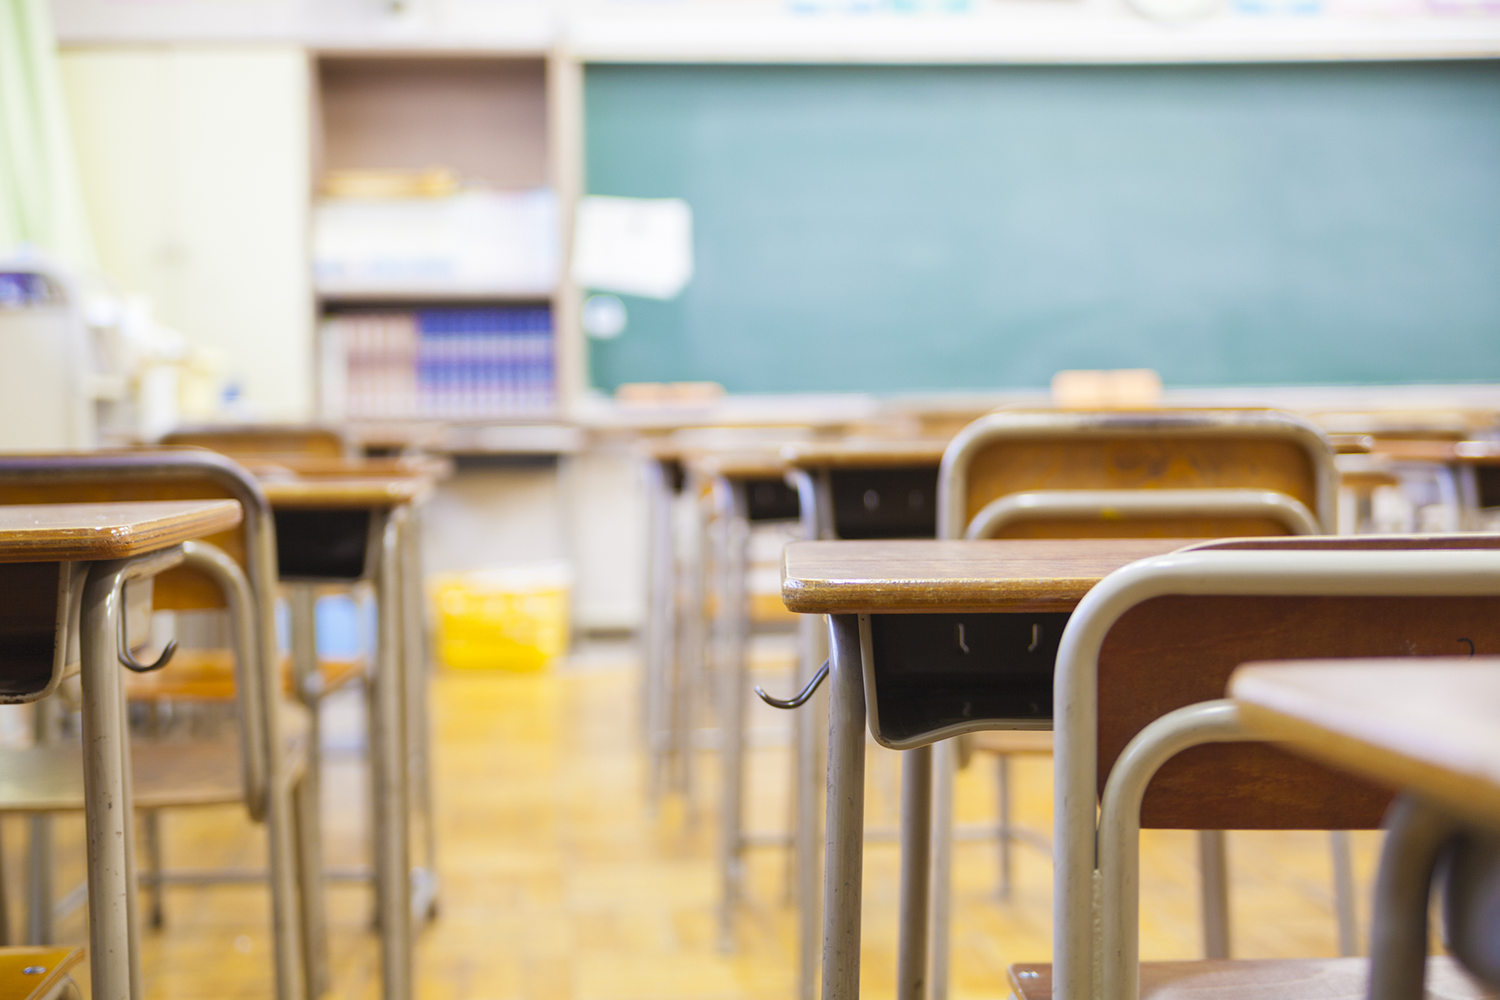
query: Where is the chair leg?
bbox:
[0,818,10,946]
[1330,830,1359,957]
[364,676,381,932]
[142,810,164,929]
[400,517,439,922]
[289,584,331,997]
[929,740,956,1000]
[27,814,53,945]
[1197,830,1231,959]
[293,769,329,999]
[28,699,57,948]
[997,754,1013,901]
[266,758,309,1000]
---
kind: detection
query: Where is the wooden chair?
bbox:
[0,450,322,1000]
[931,409,1340,996]
[1025,534,1500,1000]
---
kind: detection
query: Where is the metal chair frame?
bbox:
[926,409,1342,1000]
[0,451,314,1000]
[1054,544,1500,1000]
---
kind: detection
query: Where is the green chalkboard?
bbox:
[584,61,1500,393]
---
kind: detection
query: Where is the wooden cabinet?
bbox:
[311,52,583,436]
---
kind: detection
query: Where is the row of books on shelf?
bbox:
[322,307,556,420]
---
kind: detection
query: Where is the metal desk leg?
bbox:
[289,584,330,997]
[796,612,829,1000]
[929,739,955,1000]
[790,468,833,1000]
[717,478,750,953]
[899,745,933,1000]
[678,479,710,802]
[643,459,675,806]
[80,559,146,1000]
[401,514,439,922]
[373,511,413,1000]
[823,615,866,1000]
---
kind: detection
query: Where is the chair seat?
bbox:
[124,648,367,702]
[750,592,798,626]
[1009,958,1496,1000]
[0,946,84,1000]
[970,730,1053,755]
[0,702,310,812]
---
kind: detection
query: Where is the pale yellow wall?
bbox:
[59,46,312,421]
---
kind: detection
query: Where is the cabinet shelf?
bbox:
[318,288,557,306]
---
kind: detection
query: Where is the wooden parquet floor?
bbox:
[14,641,1385,1000]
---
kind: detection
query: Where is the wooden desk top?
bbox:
[0,501,242,562]
[1339,469,1402,490]
[780,439,950,469]
[259,477,431,510]
[1368,439,1460,464]
[683,448,791,480]
[1231,658,1500,828]
[241,454,453,480]
[782,537,1188,615]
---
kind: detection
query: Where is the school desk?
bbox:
[781,536,1186,1000]
[0,500,242,1000]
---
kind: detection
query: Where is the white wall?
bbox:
[561,442,646,632]
[418,449,647,634]
[60,46,313,421]
[420,463,568,577]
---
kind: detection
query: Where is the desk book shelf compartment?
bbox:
[274,508,377,582]
[829,465,940,539]
[0,562,79,704]
[860,610,1068,749]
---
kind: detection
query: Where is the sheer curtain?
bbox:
[0,0,95,266]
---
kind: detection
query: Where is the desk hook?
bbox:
[754,659,829,710]
[118,613,177,673]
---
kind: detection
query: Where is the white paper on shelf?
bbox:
[313,189,560,297]
[572,195,694,301]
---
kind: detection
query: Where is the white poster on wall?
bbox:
[572,196,694,301]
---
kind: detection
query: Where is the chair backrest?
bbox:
[1081,534,1500,832]
[161,424,349,460]
[0,451,282,820]
[1051,538,1500,1000]
[0,449,269,610]
[938,409,1338,539]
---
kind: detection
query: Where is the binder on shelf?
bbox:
[323,305,556,421]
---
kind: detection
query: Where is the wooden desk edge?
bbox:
[260,480,432,510]
[684,452,789,480]
[781,576,1093,615]
[0,501,243,562]
[1233,679,1500,830]
[780,440,950,469]
[779,537,1190,615]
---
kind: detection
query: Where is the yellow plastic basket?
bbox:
[430,563,571,672]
